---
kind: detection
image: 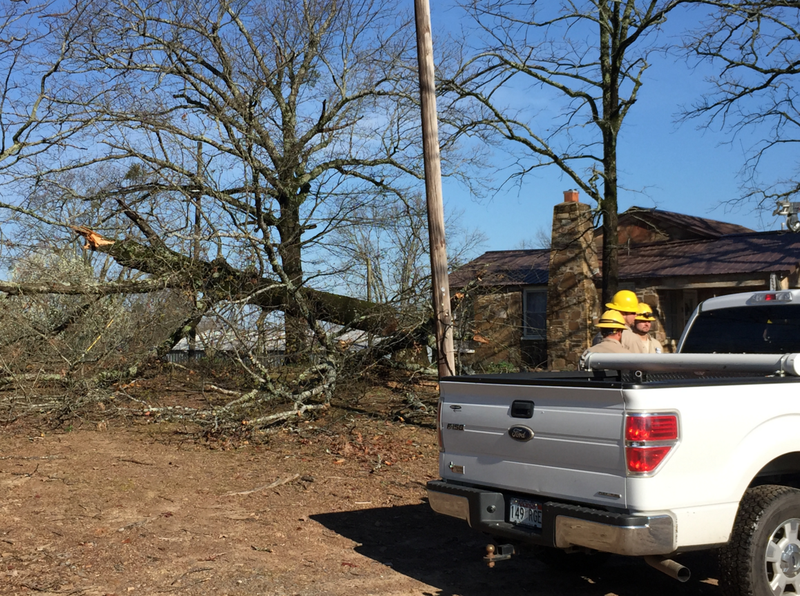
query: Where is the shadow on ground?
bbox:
[312,502,722,596]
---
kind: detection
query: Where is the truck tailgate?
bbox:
[439,380,628,508]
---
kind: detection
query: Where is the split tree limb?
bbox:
[0,277,185,296]
[67,228,402,334]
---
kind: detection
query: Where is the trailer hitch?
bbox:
[484,543,515,568]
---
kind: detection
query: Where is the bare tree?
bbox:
[441,0,687,303]
[685,2,800,209]
[0,0,480,429]
[0,0,449,355]
[7,0,432,353]
[0,0,146,410]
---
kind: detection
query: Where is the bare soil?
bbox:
[1,370,724,596]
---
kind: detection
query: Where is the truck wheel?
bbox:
[718,485,800,596]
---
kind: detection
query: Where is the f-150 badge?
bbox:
[508,426,534,442]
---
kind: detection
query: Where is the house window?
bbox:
[523,287,547,339]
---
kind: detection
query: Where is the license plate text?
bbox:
[509,498,542,529]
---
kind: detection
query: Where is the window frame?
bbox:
[522,286,548,340]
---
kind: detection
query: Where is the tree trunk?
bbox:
[599,0,619,306]
[276,198,309,359]
[601,156,619,306]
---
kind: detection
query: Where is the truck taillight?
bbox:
[625,415,678,442]
[626,446,672,473]
[624,413,679,475]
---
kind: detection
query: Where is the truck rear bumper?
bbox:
[427,480,676,556]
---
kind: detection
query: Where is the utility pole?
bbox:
[188,141,202,360]
[414,0,455,378]
[194,141,202,263]
[366,257,373,349]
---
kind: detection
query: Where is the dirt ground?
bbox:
[1,371,725,596]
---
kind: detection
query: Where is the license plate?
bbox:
[509,498,542,529]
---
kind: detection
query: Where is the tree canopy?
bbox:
[440,0,688,303]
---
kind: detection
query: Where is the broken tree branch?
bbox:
[68,227,402,334]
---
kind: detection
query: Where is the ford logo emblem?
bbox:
[508,426,534,442]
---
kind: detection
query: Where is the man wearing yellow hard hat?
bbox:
[586,310,632,354]
[593,289,640,351]
[629,303,663,354]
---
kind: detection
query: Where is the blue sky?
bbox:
[431,3,797,253]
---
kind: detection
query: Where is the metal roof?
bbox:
[451,231,800,288]
[618,207,755,240]
[449,249,549,288]
[618,231,800,279]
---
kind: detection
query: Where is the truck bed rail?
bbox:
[580,352,800,376]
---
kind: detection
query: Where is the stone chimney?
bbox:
[546,190,600,370]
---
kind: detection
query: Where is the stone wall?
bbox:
[546,193,600,370]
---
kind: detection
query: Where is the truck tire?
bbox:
[718,485,800,596]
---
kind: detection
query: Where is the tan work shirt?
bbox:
[625,330,663,354]
[594,327,637,347]
[620,328,640,352]
[586,337,630,354]
[643,336,663,354]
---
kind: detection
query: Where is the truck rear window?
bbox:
[682,304,800,354]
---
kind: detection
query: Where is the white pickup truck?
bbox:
[428,289,800,596]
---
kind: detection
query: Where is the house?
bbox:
[167,324,380,365]
[451,193,800,371]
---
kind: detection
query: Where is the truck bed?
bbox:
[438,371,800,510]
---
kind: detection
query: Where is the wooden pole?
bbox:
[414,0,455,378]
[189,141,202,358]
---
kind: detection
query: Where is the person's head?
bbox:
[633,303,657,336]
[596,310,628,340]
[605,290,638,327]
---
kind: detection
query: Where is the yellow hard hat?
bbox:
[595,310,628,330]
[635,303,657,321]
[605,290,639,313]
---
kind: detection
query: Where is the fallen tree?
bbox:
[71,227,404,335]
[0,226,434,435]
[0,0,454,433]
